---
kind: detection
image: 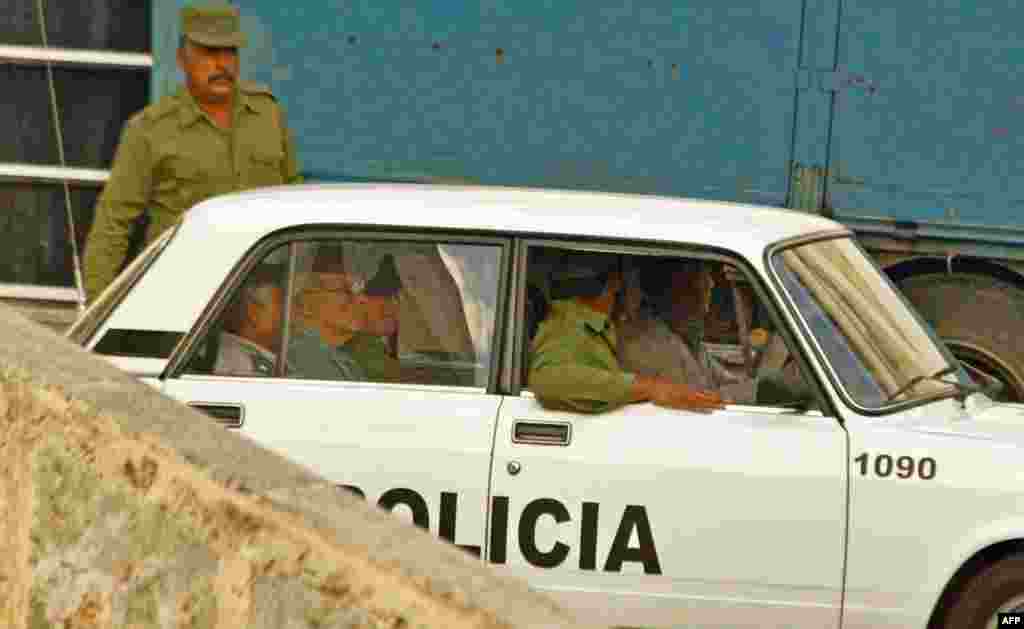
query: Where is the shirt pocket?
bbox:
[247,146,284,187]
[155,156,203,211]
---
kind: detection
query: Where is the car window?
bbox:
[185,237,501,389]
[522,245,817,410]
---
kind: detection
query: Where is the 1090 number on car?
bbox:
[854,452,937,480]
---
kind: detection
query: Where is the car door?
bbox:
[161,231,509,553]
[487,240,847,628]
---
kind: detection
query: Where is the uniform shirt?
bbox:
[337,332,400,383]
[286,327,364,381]
[528,299,636,414]
[83,82,301,300]
[214,332,276,376]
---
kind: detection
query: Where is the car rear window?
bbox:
[66,222,180,347]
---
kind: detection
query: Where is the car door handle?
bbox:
[189,403,245,429]
[512,421,571,446]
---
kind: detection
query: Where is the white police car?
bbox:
[69,184,1024,629]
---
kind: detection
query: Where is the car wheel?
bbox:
[898,273,1024,403]
[940,554,1024,628]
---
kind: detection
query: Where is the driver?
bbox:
[618,257,809,406]
[618,258,756,403]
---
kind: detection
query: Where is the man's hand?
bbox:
[632,375,727,413]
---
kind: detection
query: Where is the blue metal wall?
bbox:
[154,2,1024,242]
[158,1,804,212]
[829,1,1024,243]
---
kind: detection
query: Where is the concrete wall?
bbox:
[0,298,79,333]
[0,303,594,629]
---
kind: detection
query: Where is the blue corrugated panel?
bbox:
[153,1,1024,242]
[829,1,1024,237]
[158,1,803,210]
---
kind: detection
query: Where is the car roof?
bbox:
[100,183,850,340]
[184,183,846,253]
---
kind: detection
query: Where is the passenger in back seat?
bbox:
[214,277,281,376]
[334,255,402,383]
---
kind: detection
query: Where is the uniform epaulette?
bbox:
[239,81,277,101]
[124,110,147,129]
[137,93,182,124]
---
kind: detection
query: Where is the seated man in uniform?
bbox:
[214,277,281,376]
[289,255,402,382]
[334,255,402,383]
[527,251,726,414]
[287,274,363,381]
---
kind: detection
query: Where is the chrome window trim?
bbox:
[0,283,80,302]
[0,45,152,70]
[764,230,961,417]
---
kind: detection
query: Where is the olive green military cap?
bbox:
[181,3,248,48]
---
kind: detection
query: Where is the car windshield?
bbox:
[771,236,968,410]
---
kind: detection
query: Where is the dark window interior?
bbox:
[94,329,182,358]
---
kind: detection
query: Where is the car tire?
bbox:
[897,273,1024,402]
[939,554,1024,628]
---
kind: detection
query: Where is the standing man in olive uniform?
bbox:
[82,3,301,301]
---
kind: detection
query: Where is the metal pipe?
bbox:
[0,44,152,69]
[0,163,107,186]
[0,283,81,302]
